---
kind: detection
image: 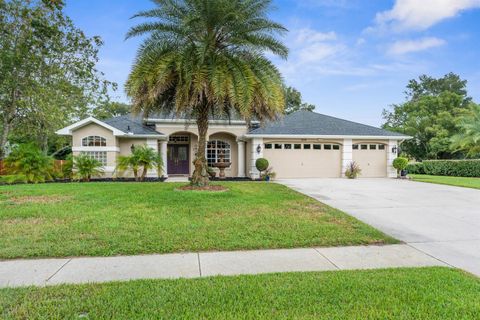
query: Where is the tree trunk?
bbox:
[191,107,210,186]
[133,168,139,182]
[140,166,148,181]
[0,118,10,159]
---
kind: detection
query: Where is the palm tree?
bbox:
[451,104,480,157]
[73,154,104,182]
[115,145,163,181]
[125,0,288,186]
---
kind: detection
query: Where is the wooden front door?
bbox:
[167,144,189,175]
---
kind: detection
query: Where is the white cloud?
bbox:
[295,29,337,44]
[375,0,480,31]
[387,37,446,55]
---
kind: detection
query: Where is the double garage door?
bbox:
[263,142,342,178]
[263,141,387,178]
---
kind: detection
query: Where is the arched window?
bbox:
[82,136,106,147]
[207,140,231,166]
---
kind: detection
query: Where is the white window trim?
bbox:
[81,135,107,147]
[207,140,231,165]
[73,146,120,152]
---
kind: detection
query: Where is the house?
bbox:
[56,110,410,179]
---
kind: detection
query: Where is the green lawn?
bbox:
[1,267,478,319]
[410,174,480,190]
[0,182,396,259]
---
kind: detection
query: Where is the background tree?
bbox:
[93,101,131,120]
[0,0,114,158]
[284,86,316,114]
[126,0,288,186]
[382,73,472,160]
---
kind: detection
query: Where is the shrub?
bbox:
[392,157,409,176]
[73,154,104,182]
[4,144,54,183]
[405,162,425,174]
[255,158,269,172]
[421,159,480,177]
[345,161,361,179]
[0,175,28,185]
[260,167,276,181]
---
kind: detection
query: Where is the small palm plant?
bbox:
[73,154,104,182]
[115,145,163,181]
[4,143,54,183]
[345,161,361,179]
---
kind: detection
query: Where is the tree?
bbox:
[0,0,114,157]
[451,103,480,157]
[93,101,131,120]
[126,0,288,186]
[284,86,315,114]
[116,145,163,181]
[382,74,472,160]
[73,154,104,182]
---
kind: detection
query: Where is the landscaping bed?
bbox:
[0,267,478,319]
[0,182,396,259]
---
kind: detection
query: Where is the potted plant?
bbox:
[345,161,361,179]
[393,157,409,178]
[261,167,276,181]
[255,158,269,179]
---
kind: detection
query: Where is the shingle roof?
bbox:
[147,110,246,121]
[103,115,163,136]
[248,110,406,137]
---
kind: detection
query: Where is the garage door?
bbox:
[352,143,387,177]
[263,142,342,178]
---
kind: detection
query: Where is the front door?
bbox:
[167,144,189,175]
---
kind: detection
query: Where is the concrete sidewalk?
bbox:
[0,244,445,288]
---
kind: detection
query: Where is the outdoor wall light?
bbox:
[256,144,262,154]
[392,146,398,154]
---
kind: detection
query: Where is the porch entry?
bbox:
[167,144,189,175]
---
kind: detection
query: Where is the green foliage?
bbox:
[418,160,480,177]
[405,162,425,174]
[284,86,316,115]
[255,158,269,172]
[115,145,163,181]
[345,161,362,179]
[392,157,409,172]
[260,167,276,181]
[0,174,28,185]
[93,101,132,120]
[450,103,480,157]
[0,0,114,157]
[382,73,472,160]
[4,143,53,183]
[73,154,104,182]
[125,0,288,186]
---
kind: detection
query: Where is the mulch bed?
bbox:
[176,185,229,192]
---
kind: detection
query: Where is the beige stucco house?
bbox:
[56,110,410,179]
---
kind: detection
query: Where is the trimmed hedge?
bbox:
[406,160,480,177]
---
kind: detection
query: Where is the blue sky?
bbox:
[64,0,480,126]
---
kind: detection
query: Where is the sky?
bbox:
[64,0,480,126]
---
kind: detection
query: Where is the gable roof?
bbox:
[247,110,409,138]
[56,115,164,137]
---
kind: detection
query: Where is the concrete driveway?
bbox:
[278,178,480,276]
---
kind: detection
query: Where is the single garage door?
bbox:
[263,142,342,178]
[352,143,387,177]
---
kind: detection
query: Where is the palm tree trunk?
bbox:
[140,166,148,181]
[191,106,210,186]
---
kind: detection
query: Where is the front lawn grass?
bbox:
[0,182,396,259]
[1,267,478,319]
[410,174,480,190]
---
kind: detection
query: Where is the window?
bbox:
[333,144,340,150]
[361,144,368,150]
[370,144,377,150]
[284,144,292,149]
[353,144,359,150]
[294,144,302,149]
[378,144,386,150]
[324,144,332,150]
[313,144,321,150]
[207,140,231,166]
[82,136,106,147]
[303,144,311,149]
[265,143,272,149]
[274,144,282,149]
[81,151,107,166]
[169,135,189,142]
